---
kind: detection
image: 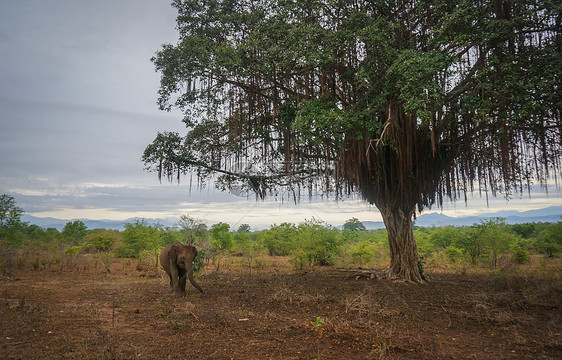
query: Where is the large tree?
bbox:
[144,0,561,281]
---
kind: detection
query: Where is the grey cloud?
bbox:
[1,1,560,229]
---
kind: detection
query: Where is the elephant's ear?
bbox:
[168,245,179,263]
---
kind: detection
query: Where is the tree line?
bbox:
[1,195,560,275]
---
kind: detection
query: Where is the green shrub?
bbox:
[350,242,378,265]
[511,247,530,264]
[117,220,162,258]
[290,219,341,268]
[193,248,207,273]
[535,223,562,257]
[64,246,81,255]
[258,223,297,256]
[82,231,120,252]
[445,246,464,263]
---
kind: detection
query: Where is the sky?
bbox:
[1,1,561,230]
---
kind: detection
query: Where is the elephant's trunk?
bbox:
[188,269,203,293]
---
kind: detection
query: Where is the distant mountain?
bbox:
[359,205,562,230]
[21,215,175,231]
[415,205,562,228]
[359,221,386,230]
[21,205,562,231]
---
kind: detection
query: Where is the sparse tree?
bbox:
[119,220,162,267]
[145,0,561,281]
[61,220,88,246]
[210,222,233,272]
[237,224,251,233]
[0,194,26,246]
[177,214,207,245]
[0,194,24,228]
[536,222,562,257]
[343,218,367,232]
[258,222,298,256]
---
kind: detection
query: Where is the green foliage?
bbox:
[290,219,341,269]
[237,224,251,233]
[343,218,367,232]
[0,194,24,228]
[23,225,59,245]
[233,230,263,271]
[311,316,325,328]
[209,222,233,272]
[210,222,233,252]
[414,228,434,260]
[159,227,184,247]
[61,220,88,245]
[145,0,561,283]
[430,226,464,249]
[192,248,207,273]
[117,220,162,258]
[82,230,120,253]
[535,222,562,257]
[510,223,537,239]
[511,247,530,264]
[349,241,379,265]
[177,214,207,246]
[3,206,559,273]
[473,218,511,268]
[0,194,26,246]
[64,246,81,255]
[445,246,464,263]
[258,223,298,256]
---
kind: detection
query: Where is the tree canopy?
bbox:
[0,194,24,229]
[144,0,561,281]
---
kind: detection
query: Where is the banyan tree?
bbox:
[143,0,561,282]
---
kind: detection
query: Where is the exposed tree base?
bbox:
[339,268,427,283]
[382,267,427,284]
[340,269,379,280]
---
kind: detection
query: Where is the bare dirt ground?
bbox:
[1,256,561,359]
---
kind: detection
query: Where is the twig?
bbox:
[367,120,392,155]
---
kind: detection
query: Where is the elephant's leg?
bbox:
[169,259,181,296]
[178,269,187,294]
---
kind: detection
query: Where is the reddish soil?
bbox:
[1,257,560,359]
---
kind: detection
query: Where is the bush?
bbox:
[349,242,378,265]
[61,220,88,245]
[535,223,562,257]
[290,219,341,268]
[445,246,464,263]
[511,247,530,264]
[64,246,81,255]
[82,231,120,252]
[258,223,297,256]
[117,220,162,258]
[192,248,207,273]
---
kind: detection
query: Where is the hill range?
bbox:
[22,206,562,231]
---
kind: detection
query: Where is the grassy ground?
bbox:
[1,255,560,359]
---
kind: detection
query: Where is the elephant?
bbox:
[159,243,203,296]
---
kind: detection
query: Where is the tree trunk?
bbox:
[379,205,424,282]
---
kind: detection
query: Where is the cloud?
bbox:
[1,1,560,231]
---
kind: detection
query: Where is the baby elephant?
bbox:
[159,243,203,296]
